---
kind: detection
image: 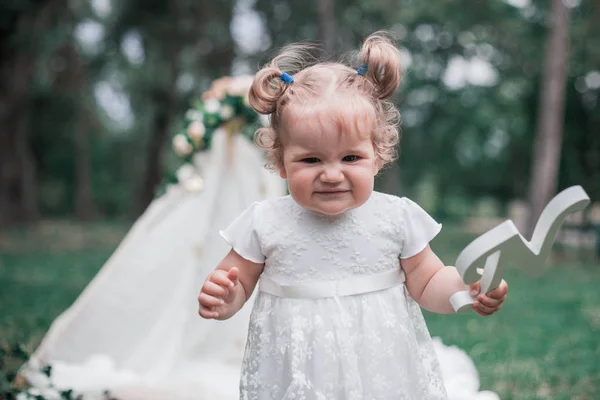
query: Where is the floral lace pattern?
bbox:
[222,192,447,399]
[254,194,408,283]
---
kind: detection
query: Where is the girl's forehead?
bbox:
[281,96,376,143]
[282,118,372,153]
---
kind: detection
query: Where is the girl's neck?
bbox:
[309,209,348,222]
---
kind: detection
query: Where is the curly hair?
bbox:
[248,31,403,171]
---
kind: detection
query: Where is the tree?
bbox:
[316,0,337,55]
[526,0,570,236]
[0,0,69,224]
[60,42,96,220]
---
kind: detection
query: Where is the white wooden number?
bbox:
[450,186,591,313]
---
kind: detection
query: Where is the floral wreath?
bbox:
[157,76,261,196]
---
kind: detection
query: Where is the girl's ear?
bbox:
[279,167,287,179]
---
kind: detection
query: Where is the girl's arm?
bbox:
[198,248,264,320]
[401,245,508,315]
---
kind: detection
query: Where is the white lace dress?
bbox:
[220,191,448,399]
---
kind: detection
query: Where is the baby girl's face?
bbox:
[279,117,379,216]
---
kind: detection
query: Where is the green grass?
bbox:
[0,250,114,348]
[0,220,127,348]
[1,221,599,399]
[426,226,600,400]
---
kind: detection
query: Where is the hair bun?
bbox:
[248,67,288,115]
[358,31,402,100]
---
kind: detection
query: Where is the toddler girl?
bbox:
[198,32,508,399]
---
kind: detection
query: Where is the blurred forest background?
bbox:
[1,0,600,399]
[0,0,598,225]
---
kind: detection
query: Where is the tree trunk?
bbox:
[526,0,570,237]
[74,121,95,220]
[0,131,17,225]
[0,0,66,224]
[9,46,38,222]
[61,43,96,220]
[135,105,171,216]
[316,0,337,55]
[15,102,39,222]
[0,64,14,225]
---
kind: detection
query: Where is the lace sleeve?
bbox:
[399,197,442,259]
[219,202,265,263]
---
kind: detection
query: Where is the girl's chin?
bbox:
[290,192,365,216]
[308,203,354,216]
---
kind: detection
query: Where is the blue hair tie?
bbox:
[357,63,368,76]
[280,72,294,84]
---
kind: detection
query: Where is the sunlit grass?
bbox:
[0,221,598,399]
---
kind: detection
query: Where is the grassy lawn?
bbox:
[1,221,599,399]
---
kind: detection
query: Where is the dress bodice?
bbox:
[220,191,441,284]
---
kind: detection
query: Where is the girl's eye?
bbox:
[301,157,320,164]
[342,155,359,162]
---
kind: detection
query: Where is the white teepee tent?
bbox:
[23,128,285,399]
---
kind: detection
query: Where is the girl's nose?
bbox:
[320,165,344,183]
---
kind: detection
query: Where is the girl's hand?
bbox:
[469,279,508,316]
[198,267,241,320]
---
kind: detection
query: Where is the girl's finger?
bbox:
[473,300,496,315]
[477,294,504,308]
[227,267,239,284]
[210,271,234,288]
[198,306,219,319]
[202,281,228,297]
[477,302,503,317]
[487,281,509,298]
[198,292,225,308]
[469,282,480,297]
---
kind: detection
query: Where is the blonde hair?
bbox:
[249,31,403,171]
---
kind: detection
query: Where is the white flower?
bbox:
[175,163,204,192]
[187,121,205,142]
[185,109,202,121]
[219,104,234,120]
[182,175,204,192]
[172,134,192,157]
[175,163,196,183]
[204,98,221,114]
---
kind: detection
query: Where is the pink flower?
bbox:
[172,134,192,156]
[187,121,206,143]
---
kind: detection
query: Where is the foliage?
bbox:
[0,342,91,400]
[0,1,598,220]
[254,0,599,213]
